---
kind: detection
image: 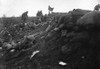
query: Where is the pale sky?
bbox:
[0,0,98,17]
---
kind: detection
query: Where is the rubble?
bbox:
[0,9,99,69]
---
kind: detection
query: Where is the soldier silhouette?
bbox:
[21,11,28,23]
[48,5,54,14]
[94,4,100,11]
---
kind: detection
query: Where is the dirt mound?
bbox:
[0,10,100,69]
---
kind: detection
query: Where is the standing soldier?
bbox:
[48,5,54,14]
[21,11,28,31]
[21,11,28,23]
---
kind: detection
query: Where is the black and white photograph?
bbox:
[0,0,99,69]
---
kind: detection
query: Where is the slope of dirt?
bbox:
[0,10,99,69]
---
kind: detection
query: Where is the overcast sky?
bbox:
[0,0,98,17]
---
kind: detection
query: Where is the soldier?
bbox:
[21,11,28,23]
[48,5,54,14]
[94,4,100,11]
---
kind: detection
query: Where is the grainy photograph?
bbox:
[0,0,99,69]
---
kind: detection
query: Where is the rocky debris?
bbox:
[0,9,99,69]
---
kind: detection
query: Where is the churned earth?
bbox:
[0,9,99,69]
